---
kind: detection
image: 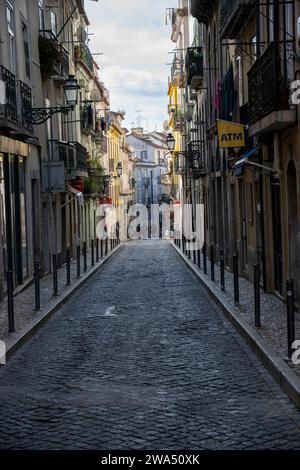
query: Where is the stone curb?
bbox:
[3,243,123,363]
[170,241,300,409]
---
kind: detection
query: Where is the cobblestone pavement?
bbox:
[180,245,300,377]
[0,240,300,450]
[0,243,112,341]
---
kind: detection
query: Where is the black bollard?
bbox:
[53,254,58,296]
[203,243,207,275]
[91,239,95,267]
[254,264,261,327]
[197,248,201,269]
[96,238,99,263]
[210,244,215,282]
[77,244,81,279]
[193,247,197,264]
[34,260,41,311]
[101,238,104,259]
[220,249,225,292]
[233,254,239,305]
[83,242,87,272]
[66,248,71,286]
[110,238,112,252]
[7,270,14,333]
[105,237,108,256]
[287,279,295,359]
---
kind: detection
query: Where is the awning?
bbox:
[234,146,260,177]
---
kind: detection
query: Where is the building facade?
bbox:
[168,0,300,304]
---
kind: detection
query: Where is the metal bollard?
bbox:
[193,247,197,265]
[233,254,239,305]
[203,243,207,275]
[220,249,225,292]
[178,236,181,250]
[66,248,71,286]
[105,237,108,256]
[110,238,112,252]
[34,260,41,311]
[83,242,87,272]
[53,254,58,296]
[210,244,215,282]
[101,238,104,259]
[91,239,95,267]
[7,270,15,333]
[254,264,261,327]
[197,248,201,269]
[287,279,295,359]
[96,238,99,263]
[77,244,81,279]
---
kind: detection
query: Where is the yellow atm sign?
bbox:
[217,119,246,149]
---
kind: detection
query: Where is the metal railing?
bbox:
[0,65,18,121]
[50,140,88,174]
[248,42,290,124]
[186,47,203,89]
[19,80,33,129]
[79,43,94,73]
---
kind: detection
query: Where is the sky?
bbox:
[85,0,171,133]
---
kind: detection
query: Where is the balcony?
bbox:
[0,65,18,126]
[39,31,69,82]
[168,104,184,131]
[190,0,216,25]
[75,43,94,74]
[0,66,34,136]
[170,54,185,88]
[220,0,255,39]
[171,7,188,42]
[186,47,203,91]
[50,140,88,177]
[19,81,33,130]
[248,42,295,134]
[187,140,206,176]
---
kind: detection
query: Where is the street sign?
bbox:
[42,161,66,193]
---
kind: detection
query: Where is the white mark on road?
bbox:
[103,306,117,317]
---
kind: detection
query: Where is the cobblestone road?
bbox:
[1,240,300,450]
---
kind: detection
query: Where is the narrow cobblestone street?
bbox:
[1,241,300,450]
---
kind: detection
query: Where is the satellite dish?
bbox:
[77,26,87,44]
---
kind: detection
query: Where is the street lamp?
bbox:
[63,75,80,110]
[116,162,123,178]
[30,75,80,125]
[166,133,176,152]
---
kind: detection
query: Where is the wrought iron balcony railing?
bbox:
[190,0,215,25]
[186,47,203,90]
[170,54,184,87]
[0,65,18,122]
[19,80,33,129]
[248,42,291,124]
[78,43,94,73]
[168,104,184,130]
[219,0,255,38]
[39,30,70,81]
[50,140,88,175]
[173,141,206,176]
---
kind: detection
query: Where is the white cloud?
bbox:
[85,0,171,131]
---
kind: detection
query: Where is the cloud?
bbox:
[85,0,171,131]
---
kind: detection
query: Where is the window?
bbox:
[6,1,16,73]
[50,10,57,36]
[38,0,45,30]
[22,23,30,79]
[140,151,147,160]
